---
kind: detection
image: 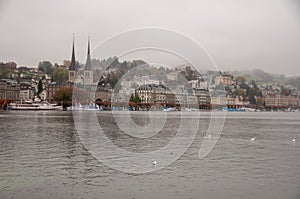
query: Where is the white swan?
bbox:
[152,160,157,166]
[251,137,256,141]
[291,136,296,142]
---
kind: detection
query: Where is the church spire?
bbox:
[84,35,92,70]
[69,33,77,71]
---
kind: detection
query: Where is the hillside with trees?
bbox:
[287,76,300,89]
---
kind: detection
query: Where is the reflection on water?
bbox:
[0,111,299,199]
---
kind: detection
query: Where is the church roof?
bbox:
[69,35,78,71]
[84,36,92,70]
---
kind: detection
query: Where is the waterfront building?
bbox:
[19,82,35,101]
[46,82,68,102]
[40,90,47,101]
[118,80,135,102]
[215,71,233,86]
[47,36,96,103]
[264,94,299,108]
[210,90,227,105]
[166,71,178,81]
[168,85,186,105]
[134,76,160,86]
[186,94,199,108]
[135,84,164,104]
[0,79,20,101]
[226,95,249,107]
[187,77,211,108]
[19,90,31,101]
[189,77,209,90]
[135,83,211,109]
[194,88,210,105]
[95,84,112,103]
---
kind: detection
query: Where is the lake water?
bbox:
[0,111,299,199]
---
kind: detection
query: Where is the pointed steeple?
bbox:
[69,33,77,71]
[84,35,92,70]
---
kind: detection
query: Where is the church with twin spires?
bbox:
[68,35,94,86]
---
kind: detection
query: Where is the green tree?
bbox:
[52,68,68,83]
[130,94,141,103]
[0,62,13,79]
[38,61,53,75]
[256,96,263,106]
[37,79,43,95]
[287,76,300,89]
[225,85,233,95]
[158,66,166,80]
[234,89,246,97]
[249,95,256,104]
[130,94,135,102]
[236,76,247,89]
[53,87,73,108]
[134,94,141,103]
[236,76,246,84]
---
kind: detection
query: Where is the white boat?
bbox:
[68,102,101,111]
[9,101,62,110]
[184,108,198,111]
[162,107,176,112]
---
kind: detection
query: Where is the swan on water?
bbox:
[152,160,157,166]
[291,136,296,142]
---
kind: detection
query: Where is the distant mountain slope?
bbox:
[287,76,300,89]
[251,68,274,82]
[232,68,287,83]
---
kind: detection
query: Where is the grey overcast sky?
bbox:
[0,0,299,75]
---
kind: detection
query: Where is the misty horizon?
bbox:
[1,0,300,76]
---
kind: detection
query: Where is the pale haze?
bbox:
[0,0,300,75]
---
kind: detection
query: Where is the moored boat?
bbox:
[9,101,62,110]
